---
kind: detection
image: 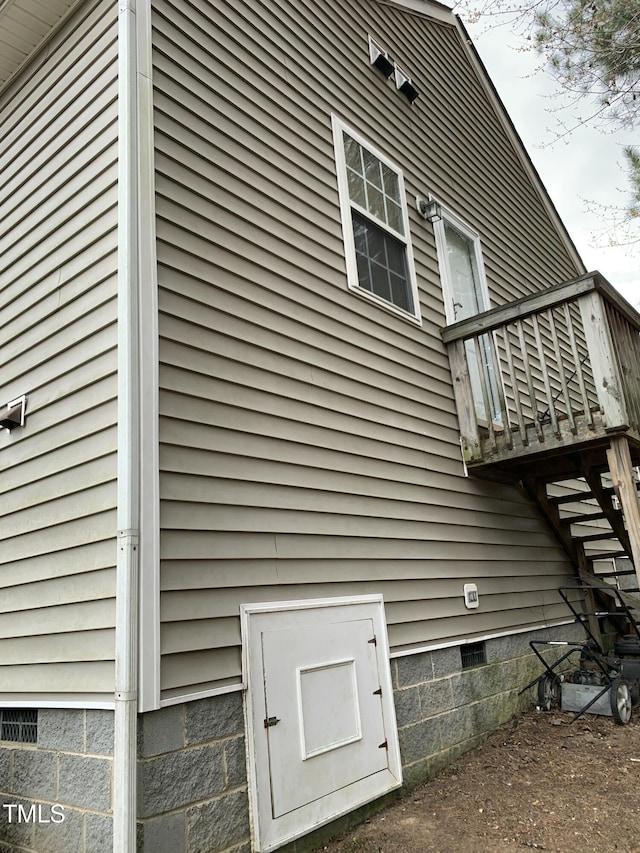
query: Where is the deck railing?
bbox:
[441,273,640,467]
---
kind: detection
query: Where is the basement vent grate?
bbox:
[0,709,38,744]
[461,641,486,670]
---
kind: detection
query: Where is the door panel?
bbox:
[242,596,402,852]
[262,619,387,817]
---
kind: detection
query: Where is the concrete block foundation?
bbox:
[136,692,250,853]
[392,623,583,789]
[0,709,113,853]
[0,622,584,852]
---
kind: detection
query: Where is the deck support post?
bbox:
[606,435,640,593]
[578,291,628,429]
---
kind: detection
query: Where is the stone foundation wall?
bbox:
[0,709,114,853]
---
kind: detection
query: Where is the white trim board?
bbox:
[389,618,577,658]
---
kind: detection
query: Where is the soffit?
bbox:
[0,0,78,86]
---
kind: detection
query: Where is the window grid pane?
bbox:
[343,133,362,172]
[352,212,412,314]
[344,134,405,236]
[347,168,366,208]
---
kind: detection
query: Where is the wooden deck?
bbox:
[441,273,640,630]
[441,272,640,473]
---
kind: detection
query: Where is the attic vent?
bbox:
[368,36,393,78]
[0,395,26,431]
[0,709,38,743]
[367,36,419,102]
[394,65,419,103]
[461,641,486,670]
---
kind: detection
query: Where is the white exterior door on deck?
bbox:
[435,209,502,424]
[241,596,402,852]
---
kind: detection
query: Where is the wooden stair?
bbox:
[518,436,640,640]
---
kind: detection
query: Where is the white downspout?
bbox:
[115,0,140,849]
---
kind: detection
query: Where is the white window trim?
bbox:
[432,204,492,323]
[332,114,421,325]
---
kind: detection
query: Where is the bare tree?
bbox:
[459,0,640,228]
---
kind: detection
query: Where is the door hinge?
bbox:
[264,716,281,728]
[368,636,377,646]
[378,740,388,749]
[373,687,382,695]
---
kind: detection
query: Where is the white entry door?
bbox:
[242,596,402,852]
[435,209,502,424]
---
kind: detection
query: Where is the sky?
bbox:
[459,12,640,310]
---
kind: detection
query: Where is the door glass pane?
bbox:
[444,221,501,423]
[444,222,482,320]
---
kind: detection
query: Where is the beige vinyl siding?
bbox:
[0,0,118,704]
[153,0,582,700]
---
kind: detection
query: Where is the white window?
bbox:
[434,207,502,424]
[332,116,420,323]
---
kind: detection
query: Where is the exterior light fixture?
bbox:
[417,198,442,223]
[369,38,394,79]
[395,66,419,103]
[0,395,26,431]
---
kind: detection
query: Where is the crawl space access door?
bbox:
[241,595,402,852]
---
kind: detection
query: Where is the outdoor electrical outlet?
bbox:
[464,583,479,609]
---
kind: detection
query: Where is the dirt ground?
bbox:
[318,708,640,853]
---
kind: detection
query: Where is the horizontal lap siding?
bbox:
[153,0,581,699]
[0,0,118,703]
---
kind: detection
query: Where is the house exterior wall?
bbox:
[137,692,249,853]
[0,0,119,704]
[0,0,593,850]
[151,0,583,702]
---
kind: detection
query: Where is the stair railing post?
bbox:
[606,435,640,592]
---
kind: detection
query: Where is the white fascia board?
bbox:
[377,0,457,26]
